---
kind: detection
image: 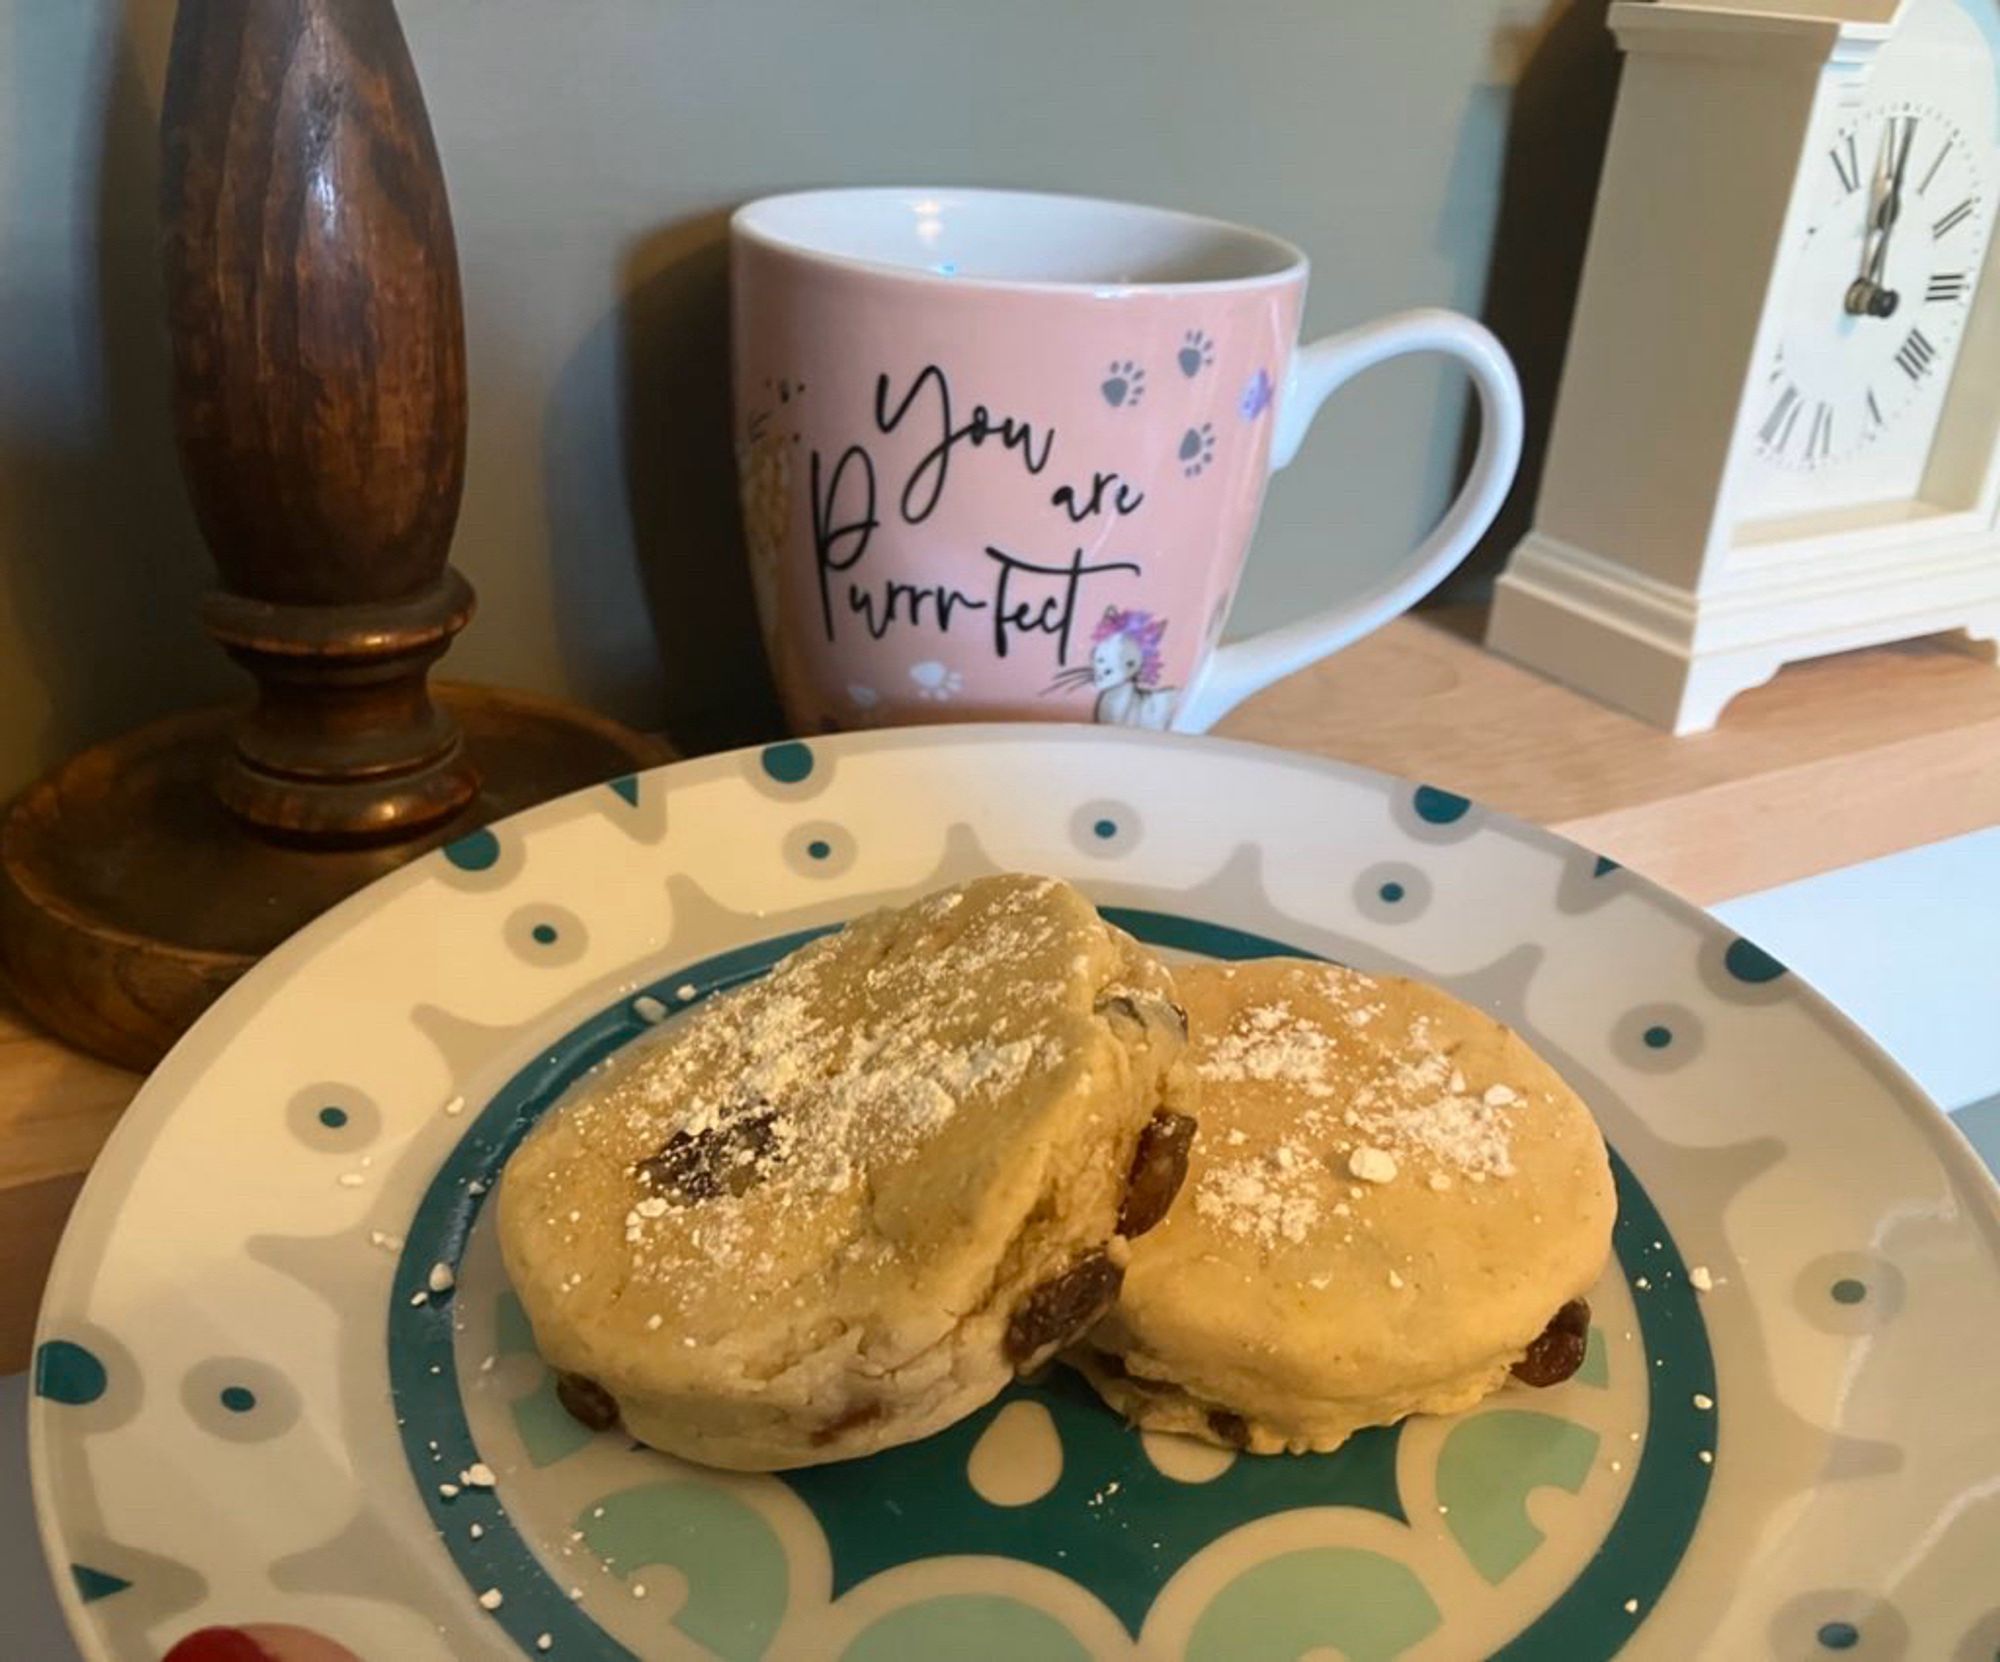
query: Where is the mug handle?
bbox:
[1174,307,1523,732]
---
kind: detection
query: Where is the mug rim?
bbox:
[731,185,1309,296]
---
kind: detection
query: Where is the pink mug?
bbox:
[730,188,1522,733]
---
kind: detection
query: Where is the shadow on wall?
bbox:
[543,207,785,757]
[1437,0,1622,602]
[0,9,236,789]
[620,212,786,751]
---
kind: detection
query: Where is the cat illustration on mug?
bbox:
[1045,607,1180,730]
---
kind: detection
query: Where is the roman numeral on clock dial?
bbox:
[1919,140,1950,196]
[1894,328,1937,380]
[1926,272,1968,304]
[1933,199,1975,239]
[1759,383,1803,450]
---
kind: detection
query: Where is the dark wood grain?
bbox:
[160,0,478,839]
[161,0,466,607]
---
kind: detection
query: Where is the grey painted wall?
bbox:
[0,0,1613,779]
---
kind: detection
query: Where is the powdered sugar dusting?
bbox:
[1189,972,1527,1251]
[551,878,1095,1294]
[1347,1146,1399,1184]
[1194,1138,1321,1248]
[1199,1000,1348,1097]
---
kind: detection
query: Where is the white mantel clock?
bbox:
[1490,0,2000,732]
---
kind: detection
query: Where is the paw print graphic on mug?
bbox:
[909,661,965,702]
[1180,423,1218,479]
[1101,360,1147,408]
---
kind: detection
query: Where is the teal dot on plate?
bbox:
[1093,818,1117,839]
[442,828,500,872]
[220,1385,256,1413]
[1831,1277,1867,1305]
[1725,938,1787,983]
[1413,785,1471,825]
[1817,1620,1859,1650]
[608,774,640,807]
[531,922,559,945]
[317,1105,348,1129]
[1379,881,1405,903]
[1593,854,1621,877]
[69,1564,130,1604]
[807,839,831,861]
[34,1339,106,1406]
[1643,1024,1673,1050]
[761,742,814,784]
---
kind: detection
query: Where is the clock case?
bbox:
[1490,0,2000,734]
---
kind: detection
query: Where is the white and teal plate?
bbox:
[30,728,2000,1659]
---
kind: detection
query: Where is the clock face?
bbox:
[1740,0,2000,523]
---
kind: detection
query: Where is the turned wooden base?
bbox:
[0,683,672,1071]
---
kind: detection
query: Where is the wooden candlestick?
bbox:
[166,0,480,840]
[0,0,669,1069]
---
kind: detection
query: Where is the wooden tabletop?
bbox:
[0,999,146,1376]
[6,611,2000,1372]
[1220,608,2000,905]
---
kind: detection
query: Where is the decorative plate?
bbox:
[31,728,2000,1661]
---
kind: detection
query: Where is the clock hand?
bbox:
[1856,116,1917,318]
[1848,124,1898,316]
